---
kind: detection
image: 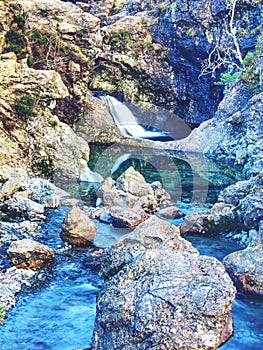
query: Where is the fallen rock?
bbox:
[109,206,149,228]
[0,197,45,222]
[7,239,54,269]
[60,206,97,246]
[92,216,236,350]
[223,222,263,296]
[79,170,104,183]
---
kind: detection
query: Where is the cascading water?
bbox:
[97,93,174,141]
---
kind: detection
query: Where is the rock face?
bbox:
[223,222,263,296]
[91,216,236,350]
[177,86,263,179]
[7,239,54,269]
[60,206,97,246]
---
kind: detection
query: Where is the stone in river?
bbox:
[60,206,97,246]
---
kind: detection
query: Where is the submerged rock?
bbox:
[60,206,97,246]
[91,216,236,350]
[7,239,54,269]
[223,222,263,296]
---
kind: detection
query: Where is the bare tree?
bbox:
[200,0,246,77]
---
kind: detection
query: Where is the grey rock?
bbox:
[92,216,236,350]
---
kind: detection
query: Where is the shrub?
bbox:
[5,29,27,53]
[14,95,37,120]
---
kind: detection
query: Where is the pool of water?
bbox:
[0,144,262,350]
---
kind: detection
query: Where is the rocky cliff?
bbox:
[0,0,262,179]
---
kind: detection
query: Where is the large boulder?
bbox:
[60,206,97,246]
[223,222,263,296]
[91,216,236,350]
[7,239,54,269]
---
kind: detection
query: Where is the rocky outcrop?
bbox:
[0,49,91,180]
[223,222,263,296]
[181,175,263,244]
[60,206,97,246]
[176,86,263,178]
[7,239,54,269]
[91,216,236,350]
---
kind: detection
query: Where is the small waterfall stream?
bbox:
[97,94,174,141]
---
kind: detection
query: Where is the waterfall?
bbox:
[97,93,173,141]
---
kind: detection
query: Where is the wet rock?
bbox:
[92,216,236,350]
[0,177,69,209]
[99,211,112,224]
[60,206,97,246]
[7,239,54,269]
[159,205,185,219]
[109,206,149,228]
[223,222,263,296]
[0,197,45,222]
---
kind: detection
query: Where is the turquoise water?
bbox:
[0,144,262,350]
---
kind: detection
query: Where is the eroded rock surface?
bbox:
[92,216,236,350]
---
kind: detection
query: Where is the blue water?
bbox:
[0,145,262,349]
